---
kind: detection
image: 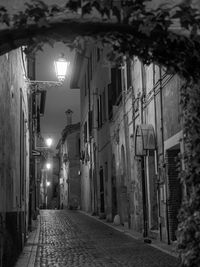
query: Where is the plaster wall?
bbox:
[0,48,29,265]
[79,45,183,244]
[60,130,80,209]
[80,164,91,212]
[94,55,111,217]
[0,49,29,212]
[62,161,69,208]
[79,46,112,215]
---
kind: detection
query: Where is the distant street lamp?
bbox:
[36,137,53,150]
[46,181,51,187]
[45,137,53,148]
[46,162,52,170]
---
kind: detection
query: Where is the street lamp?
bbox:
[54,53,70,82]
[27,53,70,91]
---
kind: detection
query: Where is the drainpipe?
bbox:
[153,64,162,241]
[87,53,94,214]
[121,57,131,227]
[141,62,148,237]
[159,66,170,245]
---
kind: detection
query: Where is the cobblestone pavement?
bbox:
[35,210,180,267]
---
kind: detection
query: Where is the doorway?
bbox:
[166,146,182,241]
[111,155,117,219]
[99,166,105,213]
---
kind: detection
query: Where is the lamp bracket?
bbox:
[26,80,63,92]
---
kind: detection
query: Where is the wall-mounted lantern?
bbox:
[134,124,156,156]
[54,53,70,82]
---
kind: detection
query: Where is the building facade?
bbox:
[71,44,184,246]
[0,49,30,266]
[0,48,48,266]
[57,111,81,210]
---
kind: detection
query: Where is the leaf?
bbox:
[0,5,9,26]
[37,17,48,28]
[92,1,101,11]
[0,6,7,12]
[0,13,9,26]
[66,0,81,12]
[50,5,62,15]
[82,2,92,15]
[112,6,121,22]
[102,7,110,19]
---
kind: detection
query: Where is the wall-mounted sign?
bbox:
[32,149,41,157]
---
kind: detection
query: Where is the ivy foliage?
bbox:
[178,79,200,267]
[0,1,200,266]
[0,0,199,81]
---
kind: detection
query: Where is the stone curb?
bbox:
[14,215,41,267]
[78,210,178,259]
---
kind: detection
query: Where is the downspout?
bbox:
[141,62,148,237]
[121,57,131,227]
[68,162,70,209]
[159,66,170,244]
[28,89,34,231]
[87,53,93,214]
[131,59,135,230]
[153,64,162,241]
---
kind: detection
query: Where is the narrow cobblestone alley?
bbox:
[34,210,180,267]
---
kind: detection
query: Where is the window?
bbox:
[108,84,113,120]
[87,53,92,83]
[108,67,122,120]
[111,67,122,105]
[102,89,106,122]
[97,48,100,62]
[27,54,35,80]
[88,110,93,137]
[141,62,146,97]
[87,62,90,90]
[77,136,80,156]
[126,58,132,90]
[97,96,103,128]
[90,53,92,79]
[84,121,87,143]
[84,73,87,96]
